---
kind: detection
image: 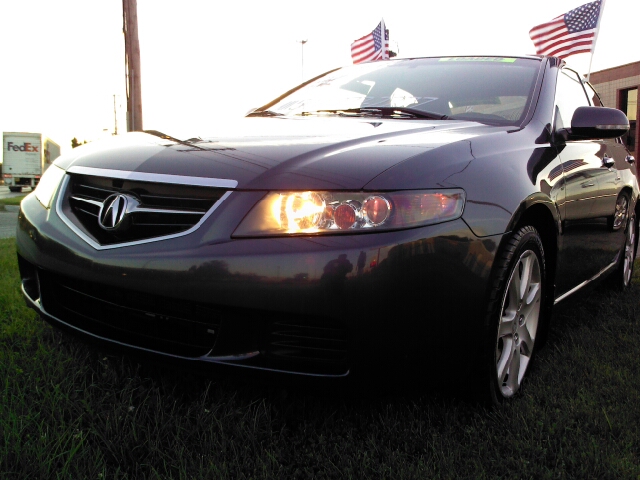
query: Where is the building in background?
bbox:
[590,61,639,163]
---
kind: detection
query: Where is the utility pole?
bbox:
[297,39,307,82]
[123,0,143,131]
[113,94,118,135]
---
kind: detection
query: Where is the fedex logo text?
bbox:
[7,142,39,153]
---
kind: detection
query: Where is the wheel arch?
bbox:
[485,197,559,349]
[632,187,640,257]
[619,185,638,213]
[505,195,559,294]
[619,186,638,246]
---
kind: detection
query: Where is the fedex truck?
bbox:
[2,132,61,192]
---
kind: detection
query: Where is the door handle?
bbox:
[581,183,595,188]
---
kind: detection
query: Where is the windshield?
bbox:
[258,57,542,126]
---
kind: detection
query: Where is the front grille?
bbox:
[265,318,348,373]
[39,270,221,357]
[61,173,228,246]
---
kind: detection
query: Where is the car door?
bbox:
[554,68,615,296]
[582,82,629,233]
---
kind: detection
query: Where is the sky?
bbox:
[1,0,638,161]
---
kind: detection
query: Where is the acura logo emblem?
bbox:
[98,193,136,231]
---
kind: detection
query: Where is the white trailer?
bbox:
[2,132,61,192]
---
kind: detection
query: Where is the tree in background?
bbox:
[71,138,88,148]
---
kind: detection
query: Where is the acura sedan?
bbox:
[16,55,638,403]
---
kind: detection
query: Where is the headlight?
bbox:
[34,165,66,209]
[233,189,465,236]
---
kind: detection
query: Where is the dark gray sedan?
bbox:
[16,55,638,403]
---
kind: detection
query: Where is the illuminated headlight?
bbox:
[34,165,66,209]
[233,189,465,236]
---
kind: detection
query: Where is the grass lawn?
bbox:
[0,195,26,211]
[1,237,639,478]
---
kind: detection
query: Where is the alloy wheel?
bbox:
[495,249,542,397]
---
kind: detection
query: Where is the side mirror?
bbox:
[569,106,629,140]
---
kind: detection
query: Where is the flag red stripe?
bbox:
[351,36,373,50]
[536,32,594,53]
[351,20,389,64]
[532,28,571,49]
[545,40,594,57]
[529,18,565,38]
[352,49,377,64]
[530,25,567,44]
[528,0,602,59]
[351,47,375,61]
[351,41,374,56]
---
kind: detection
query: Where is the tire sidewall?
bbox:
[621,211,637,288]
[485,226,547,405]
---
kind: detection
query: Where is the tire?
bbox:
[483,226,548,404]
[608,193,630,231]
[610,210,636,290]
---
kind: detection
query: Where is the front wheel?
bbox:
[484,226,548,403]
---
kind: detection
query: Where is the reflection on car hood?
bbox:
[56,117,507,190]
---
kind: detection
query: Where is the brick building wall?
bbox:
[590,74,640,110]
[589,61,640,162]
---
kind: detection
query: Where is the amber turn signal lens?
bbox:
[334,204,357,229]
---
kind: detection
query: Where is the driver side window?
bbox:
[584,83,603,107]
[554,69,590,131]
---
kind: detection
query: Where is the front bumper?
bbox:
[16,191,500,380]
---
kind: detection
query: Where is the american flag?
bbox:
[351,19,389,64]
[529,0,602,59]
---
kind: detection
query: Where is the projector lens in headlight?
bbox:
[274,191,325,230]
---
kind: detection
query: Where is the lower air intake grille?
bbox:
[61,172,228,246]
[265,318,348,371]
[39,270,221,357]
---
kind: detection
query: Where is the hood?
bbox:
[56,117,506,190]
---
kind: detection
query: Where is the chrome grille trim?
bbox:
[70,195,204,216]
[56,174,234,251]
[70,196,103,209]
[67,166,238,189]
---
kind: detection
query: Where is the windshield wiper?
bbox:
[144,130,208,150]
[299,107,449,120]
[246,109,284,117]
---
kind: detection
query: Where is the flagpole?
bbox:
[380,18,387,60]
[587,0,606,83]
[297,39,307,82]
